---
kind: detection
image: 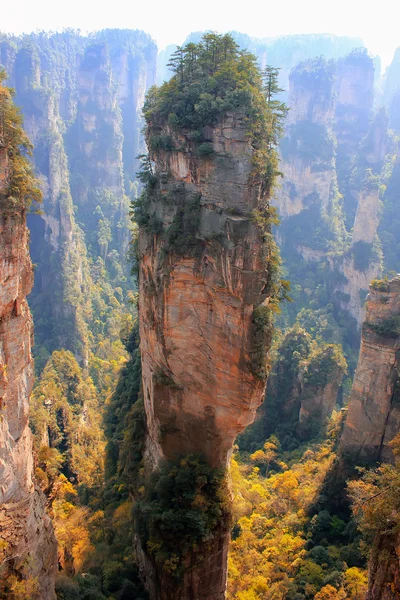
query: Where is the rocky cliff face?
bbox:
[252,328,346,446]
[277,58,337,219]
[366,533,400,600]
[298,348,346,436]
[0,31,157,364]
[136,87,278,595]
[139,115,272,471]
[0,92,57,598]
[340,277,400,464]
[275,49,383,334]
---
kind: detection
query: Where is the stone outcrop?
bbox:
[137,112,276,598]
[340,277,400,599]
[139,114,273,469]
[366,532,400,600]
[0,116,57,598]
[298,352,346,435]
[275,49,383,329]
[0,31,157,360]
[276,57,337,219]
[334,49,374,163]
[333,110,388,323]
[262,329,346,441]
[340,277,400,464]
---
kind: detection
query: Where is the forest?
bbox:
[1,25,400,600]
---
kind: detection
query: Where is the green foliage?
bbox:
[104,321,143,484]
[0,69,42,213]
[370,277,390,292]
[239,327,347,452]
[165,193,201,255]
[302,344,347,388]
[350,240,373,272]
[290,56,336,87]
[29,325,147,600]
[364,316,400,338]
[347,433,400,594]
[134,454,231,579]
[250,305,274,380]
[379,153,400,273]
[196,141,214,156]
[230,416,367,599]
[143,32,287,194]
[30,349,104,489]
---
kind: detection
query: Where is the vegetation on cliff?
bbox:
[131,32,291,596]
[345,433,400,598]
[239,327,347,453]
[4,26,400,600]
[143,33,287,193]
[135,33,290,388]
[29,324,147,599]
[0,69,41,212]
[135,455,231,579]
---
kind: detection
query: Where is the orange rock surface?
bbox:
[341,277,400,463]
[0,154,56,598]
[139,114,273,470]
[137,114,275,598]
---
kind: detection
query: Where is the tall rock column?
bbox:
[340,277,400,464]
[135,35,283,600]
[0,76,57,598]
[139,114,273,466]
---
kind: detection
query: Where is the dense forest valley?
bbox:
[1,27,400,600]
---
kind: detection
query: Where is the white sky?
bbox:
[2,0,399,69]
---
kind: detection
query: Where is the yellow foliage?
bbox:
[227,438,337,599]
[344,567,368,599]
[314,585,346,599]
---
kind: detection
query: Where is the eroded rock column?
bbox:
[340,277,400,464]
[0,81,57,599]
[137,113,276,598]
[0,206,57,600]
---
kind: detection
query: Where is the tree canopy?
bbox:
[0,69,41,212]
[143,32,287,194]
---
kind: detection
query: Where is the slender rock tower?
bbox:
[0,74,57,598]
[341,276,400,464]
[134,34,284,600]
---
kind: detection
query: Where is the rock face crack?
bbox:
[341,277,400,464]
[0,214,57,598]
[137,113,276,599]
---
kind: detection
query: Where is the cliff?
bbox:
[139,113,272,469]
[366,533,400,600]
[239,328,347,451]
[275,49,383,346]
[278,58,337,219]
[135,34,283,600]
[332,109,387,325]
[0,73,56,599]
[341,277,400,464]
[0,30,157,367]
[297,344,346,436]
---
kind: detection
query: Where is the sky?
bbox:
[2,0,399,69]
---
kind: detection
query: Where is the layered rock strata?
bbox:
[340,277,400,464]
[0,140,56,598]
[137,113,276,598]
